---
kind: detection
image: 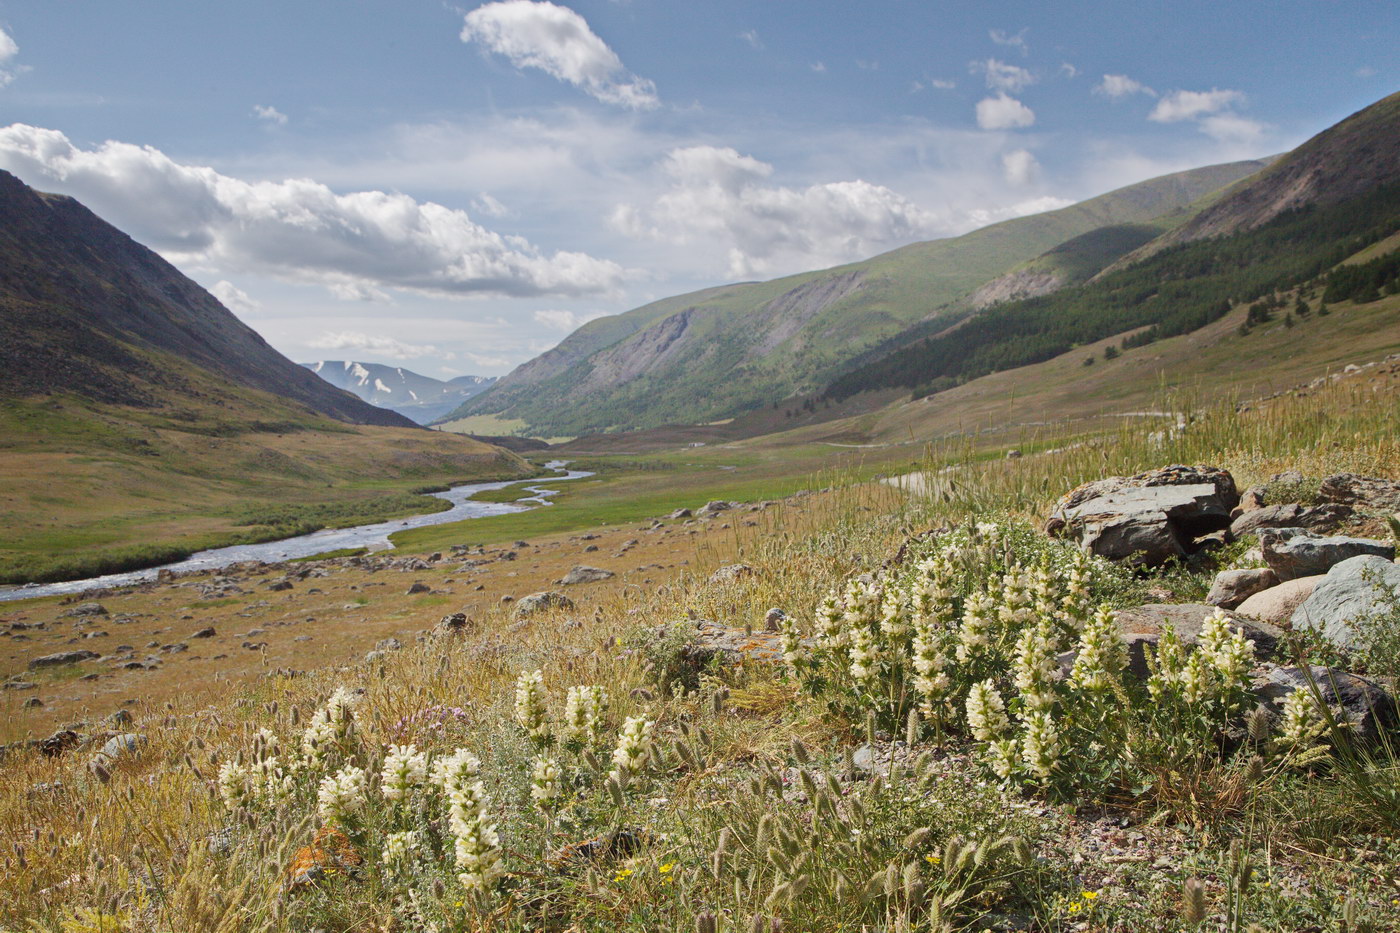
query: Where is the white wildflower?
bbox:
[317,764,367,825]
[562,685,608,746]
[609,716,653,784]
[1070,606,1126,693]
[301,687,357,766]
[514,668,550,742]
[779,613,810,672]
[956,590,998,662]
[1198,608,1254,690]
[448,780,500,892]
[990,738,1020,781]
[814,591,847,651]
[966,680,1011,742]
[217,760,250,809]
[530,755,562,811]
[1278,689,1328,749]
[430,748,481,794]
[252,756,294,806]
[1021,710,1061,779]
[1013,626,1058,712]
[381,743,428,802]
[384,830,420,865]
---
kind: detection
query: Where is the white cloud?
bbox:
[1001,149,1038,185]
[309,331,447,361]
[738,29,763,50]
[810,61,826,73]
[974,58,1034,93]
[532,308,607,331]
[975,93,1035,130]
[930,78,956,90]
[1149,88,1244,123]
[1356,66,1378,78]
[210,280,262,314]
[1059,63,1080,79]
[611,145,934,278]
[963,195,1073,229]
[1094,74,1155,99]
[252,104,288,125]
[989,29,1028,54]
[460,0,658,110]
[0,26,19,88]
[1199,112,1265,143]
[471,192,509,217]
[0,123,624,300]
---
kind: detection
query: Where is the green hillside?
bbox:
[447,159,1267,436]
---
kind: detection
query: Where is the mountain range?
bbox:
[303,361,495,425]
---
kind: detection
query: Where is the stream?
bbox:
[0,461,591,603]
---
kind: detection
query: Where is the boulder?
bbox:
[406,582,431,595]
[559,565,615,585]
[516,591,574,616]
[59,602,108,618]
[1253,665,1397,744]
[1318,473,1400,513]
[699,500,734,516]
[1205,568,1278,609]
[28,650,100,671]
[1230,503,1352,537]
[709,563,757,585]
[91,733,145,770]
[1235,576,1324,625]
[1260,529,1394,582]
[375,637,402,651]
[1291,555,1400,650]
[1113,604,1282,678]
[669,508,693,520]
[1045,465,1238,566]
[190,627,217,639]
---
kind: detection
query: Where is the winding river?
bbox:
[0,462,592,603]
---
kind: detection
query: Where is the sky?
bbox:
[0,1,1393,379]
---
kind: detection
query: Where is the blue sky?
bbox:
[0,1,1393,377]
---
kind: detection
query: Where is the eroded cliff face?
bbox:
[968,269,1064,310]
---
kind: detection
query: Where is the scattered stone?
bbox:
[406,582,431,595]
[160,642,188,654]
[1259,529,1394,582]
[191,626,217,639]
[432,613,472,637]
[2,681,37,690]
[699,500,734,516]
[267,581,293,592]
[59,602,108,618]
[1235,576,1324,625]
[1318,472,1400,512]
[688,619,786,665]
[583,544,599,552]
[375,637,402,651]
[1290,555,1400,650]
[516,591,574,615]
[1045,465,1239,566]
[38,730,80,758]
[22,697,43,709]
[1229,503,1352,537]
[1254,665,1398,744]
[709,563,757,585]
[28,650,100,670]
[108,709,133,727]
[1205,568,1279,609]
[363,651,387,664]
[669,508,693,520]
[559,565,614,585]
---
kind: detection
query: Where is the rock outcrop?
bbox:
[1291,555,1400,649]
[1259,529,1394,582]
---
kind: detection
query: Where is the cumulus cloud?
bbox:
[974,58,1034,93]
[963,195,1073,229]
[0,26,20,88]
[309,331,447,361]
[210,280,262,314]
[532,308,607,331]
[1095,74,1155,99]
[460,0,658,110]
[1149,88,1244,122]
[252,104,288,125]
[1001,149,1038,185]
[0,123,624,300]
[975,93,1035,130]
[611,145,934,278]
[1199,112,1265,143]
[471,192,509,217]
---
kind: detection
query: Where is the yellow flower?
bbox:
[613,867,634,883]
[1082,891,1099,900]
[924,854,941,865]
[658,861,676,874]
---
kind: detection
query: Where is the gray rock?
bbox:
[191,627,217,639]
[432,613,472,637]
[1318,473,1400,513]
[516,591,574,615]
[375,637,403,651]
[699,500,734,516]
[1206,568,1278,609]
[709,563,757,585]
[94,733,145,765]
[1291,555,1400,649]
[1230,503,1352,537]
[363,650,387,664]
[1113,604,1282,678]
[669,508,693,519]
[267,580,293,592]
[59,602,108,618]
[1253,665,1397,744]
[28,650,100,670]
[406,582,431,595]
[1260,529,1394,582]
[559,565,615,585]
[1045,465,1238,566]
[1236,576,1324,625]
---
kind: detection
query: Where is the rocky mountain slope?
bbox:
[304,361,495,425]
[0,170,409,427]
[448,159,1266,436]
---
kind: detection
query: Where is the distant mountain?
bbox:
[303,361,496,425]
[826,91,1400,402]
[449,158,1266,436]
[0,170,413,427]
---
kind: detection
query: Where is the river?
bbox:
[0,462,592,603]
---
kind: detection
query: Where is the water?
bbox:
[0,461,591,603]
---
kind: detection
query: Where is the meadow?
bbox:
[2,360,1399,931]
